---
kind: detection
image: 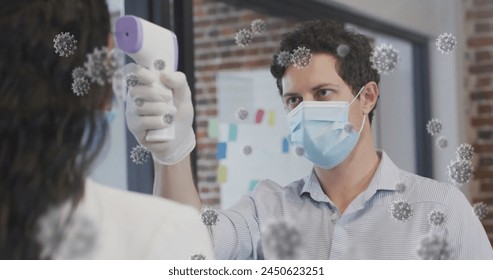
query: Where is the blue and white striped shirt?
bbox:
[212,151,493,259]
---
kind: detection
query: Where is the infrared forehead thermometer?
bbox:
[115,15,178,141]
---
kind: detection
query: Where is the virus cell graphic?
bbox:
[130,144,150,165]
[276,51,291,67]
[261,219,302,259]
[435,33,457,54]
[60,215,98,259]
[71,67,86,80]
[190,253,206,260]
[37,203,97,259]
[235,28,253,47]
[163,113,174,125]
[291,46,312,69]
[71,78,90,96]
[395,182,406,193]
[125,73,139,88]
[242,145,253,155]
[336,44,350,58]
[295,146,304,156]
[111,69,125,100]
[389,200,413,222]
[343,123,354,134]
[436,136,448,149]
[134,97,144,107]
[250,18,267,35]
[200,208,219,226]
[84,47,120,86]
[426,118,443,136]
[473,202,488,220]
[36,204,70,259]
[108,48,124,70]
[417,235,451,260]
[153,59,166,71]
[456,143,474,161]
[446,159,473,185]
[236,108,249,120]
[370,43,400,74]
[429,210,446,227]
[53,32,77,57]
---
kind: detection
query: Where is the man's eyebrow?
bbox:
[282,83,341,97]
[282,92,300,98]
[311,83,340,91]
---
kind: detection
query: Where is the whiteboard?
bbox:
[215,69,313,209]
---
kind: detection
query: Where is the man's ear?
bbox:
[361,81,379,114]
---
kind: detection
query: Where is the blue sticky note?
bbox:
[249,180,259,192]
[217,142,227,160]
[282,137,289,153]
[229,123,238,141]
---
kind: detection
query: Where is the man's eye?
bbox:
[318,89,333,97]
[287,97,301,105]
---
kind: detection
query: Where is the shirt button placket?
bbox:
[331,213,339,222]
[329,212,345,259]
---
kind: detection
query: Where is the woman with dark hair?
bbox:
[0,0,213,259]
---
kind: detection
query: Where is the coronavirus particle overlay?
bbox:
[370,43,400,74]
[291,46,312,69]
[235,29,253,47]
[130,144,150,165]
[435,33,457,54]
[53,32,78,57]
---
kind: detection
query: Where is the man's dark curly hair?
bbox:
[270,20,380,123]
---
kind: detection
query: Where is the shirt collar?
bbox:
[360,150,401,202]
[300,150,401,206]
[300,169,333,204]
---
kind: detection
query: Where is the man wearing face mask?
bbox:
[127,20,493,259]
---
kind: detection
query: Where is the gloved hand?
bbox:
[124,63,195,165]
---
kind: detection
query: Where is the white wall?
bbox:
[318,0,457,37]
[319,0,467,188]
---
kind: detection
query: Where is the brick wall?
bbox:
[464,0,493,244]
[192,0,298,207]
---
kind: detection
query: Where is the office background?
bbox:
[90,0,493,245]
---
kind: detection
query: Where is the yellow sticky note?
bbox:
[267,111,276,127]
[217,165,228,183]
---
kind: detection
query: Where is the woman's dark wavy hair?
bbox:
[270,20,380,123]
[0,0,112,259]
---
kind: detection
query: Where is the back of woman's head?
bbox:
[0,0,111,259]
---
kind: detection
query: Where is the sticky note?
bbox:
[249,180,258,191]
[255,109,265,124]
[228,123,238,141]
[267,111,276,127]
[217,142,227,160]
[218,165,228,183]
[208,119,218,139]
[282,137,289,153]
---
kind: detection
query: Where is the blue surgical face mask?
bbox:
[105,110,116,124]
[286,87,366,169]
[78,112,109,168]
